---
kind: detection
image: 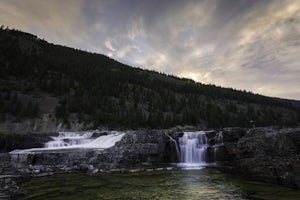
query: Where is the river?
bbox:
[19,168,300,200]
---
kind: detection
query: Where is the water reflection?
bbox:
[20,168,300,200]
[179,169,246,199]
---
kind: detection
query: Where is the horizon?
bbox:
[0,0,299,100]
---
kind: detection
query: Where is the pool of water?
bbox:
[20,168,300,200]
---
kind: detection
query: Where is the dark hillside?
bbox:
[0,28,299,129]
[275,98,300,108]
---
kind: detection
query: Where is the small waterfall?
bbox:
[10,131,125,154]
[44,132,94,148]
[178,131,208,168]
[177,131,225,168]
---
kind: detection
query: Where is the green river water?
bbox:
[20,168,300,200]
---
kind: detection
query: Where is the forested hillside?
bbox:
[0,28,299,129]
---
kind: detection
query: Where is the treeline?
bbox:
[0,28,299,129]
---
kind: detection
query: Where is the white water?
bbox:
[44,132,94,148]
[10,131,125,154]
[178,131,208,169]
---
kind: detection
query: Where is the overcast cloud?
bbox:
[0,0,299,99]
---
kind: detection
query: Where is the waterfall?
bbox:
[10,131,125,154]
[178,131,208,168]
[44,132,94,148]
[177,131,225,168]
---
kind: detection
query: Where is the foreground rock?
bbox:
[210,127,300,189]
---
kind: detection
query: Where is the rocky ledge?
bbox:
[0,127,300,199]
[0,129,182,199]
[208,127,300,189]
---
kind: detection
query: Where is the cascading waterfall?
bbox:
[44,132,94,148]
[177,131,224,168]
[10,131,125,154]
[178,131,208,168]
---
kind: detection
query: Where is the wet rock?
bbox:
[103,130,176,168]
[220,127,300,189]
[221,128,247,142]
[214,145,231,161]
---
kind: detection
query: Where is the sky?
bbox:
[0,0,300,100]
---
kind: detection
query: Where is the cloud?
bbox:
[105,40,116,52]
[0,0,299,99]
[173,0,300,99]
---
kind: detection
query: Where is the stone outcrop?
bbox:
[204,128,247,162]
[212,127,300,189]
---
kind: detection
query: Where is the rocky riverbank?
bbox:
[219,127,300,189]
[0,129,182,199]
[0,127,300,199]
[202,127,300,189]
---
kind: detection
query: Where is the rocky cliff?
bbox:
[208,127,300,189]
